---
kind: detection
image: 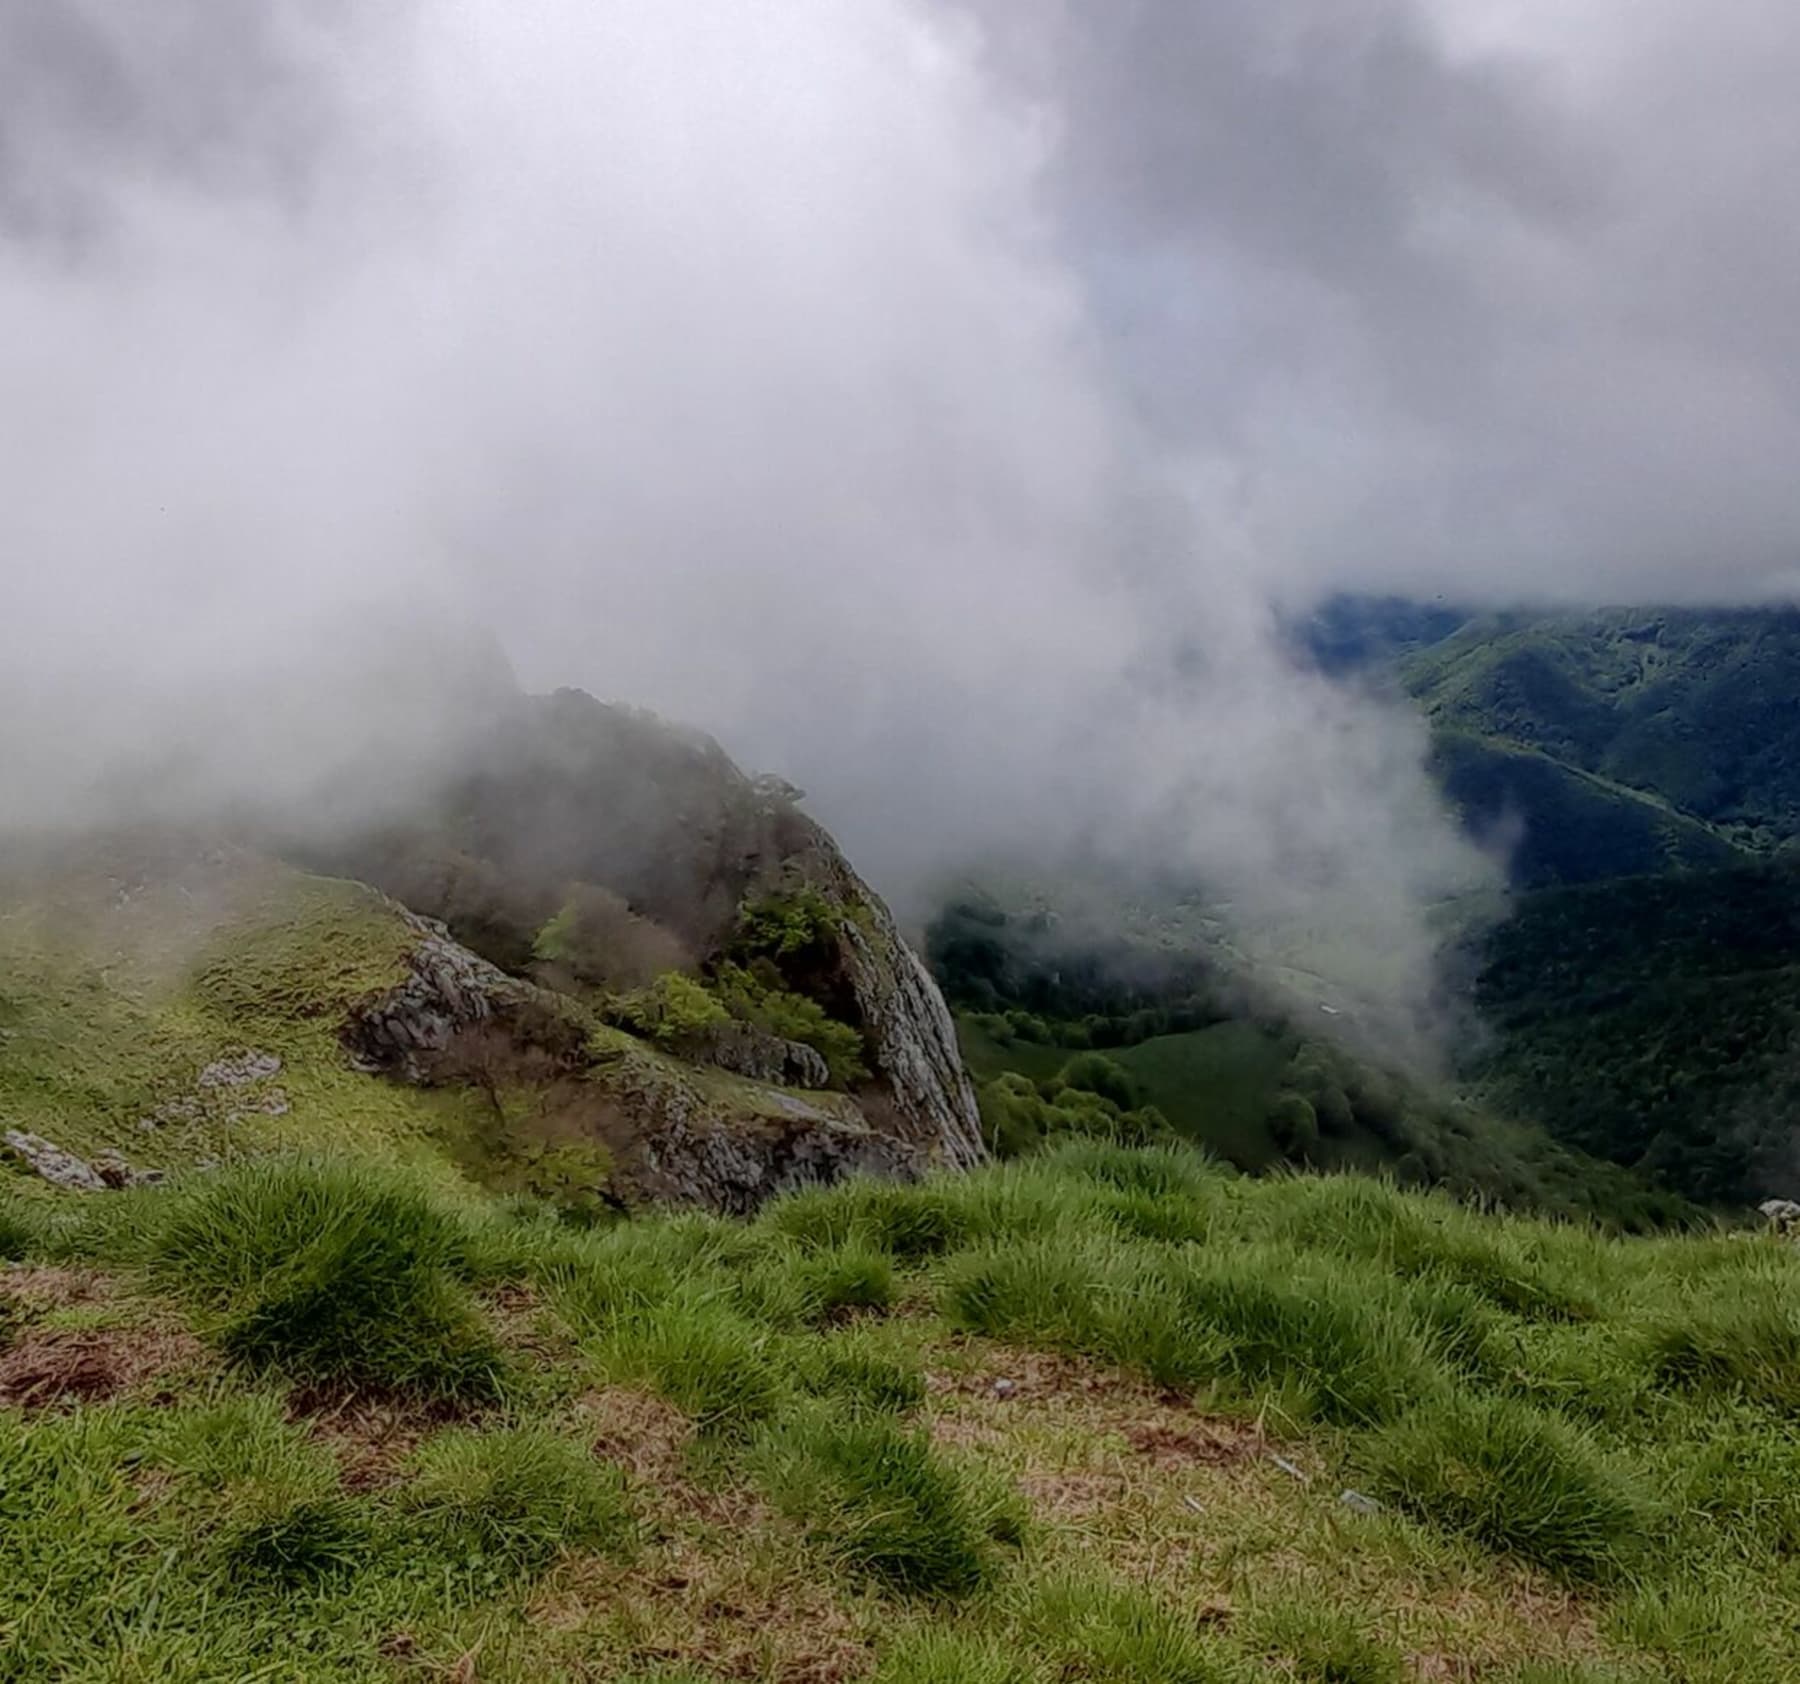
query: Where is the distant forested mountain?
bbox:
[1299,598,1800,1206]
[1303,598,1800,881]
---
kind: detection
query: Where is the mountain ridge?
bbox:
[0,691,981,1217]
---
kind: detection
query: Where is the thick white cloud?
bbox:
[955,0,1800,604]
[11,0,1789,1049]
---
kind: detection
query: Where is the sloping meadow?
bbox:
[3,1143,1798,1681]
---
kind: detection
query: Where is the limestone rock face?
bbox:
[3,1130,108,1191]
[635,1109,917,1216]
[587,1038,919,1215]
[340,908,523,1080]
[3,1131,163,1192]
[771,823,985,1171]
[685,1021,832,1090]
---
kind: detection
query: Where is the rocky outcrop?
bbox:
[835,904,985,1170]
[3,1131,164,1192]
[769,824,985,1171]
[340,912,936,1214]
[341,908,526,1079]
[632,1106,917,1215]
[584,1035,920,1215]
[685,1021,831,1090]
[325,690,986,1176]
[1760,1198,1800,1237]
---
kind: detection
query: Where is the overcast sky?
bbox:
[1,1,1794,1043]
[952,0,1800,603]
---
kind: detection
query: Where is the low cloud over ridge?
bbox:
[3,1,1791,1046]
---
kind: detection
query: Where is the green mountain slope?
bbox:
[1471,858,1800,1206]
[1296,600,1800,1205]
[1429,730,1744,888]
[1402,606,1800,851]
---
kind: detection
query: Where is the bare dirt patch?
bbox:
[0,1323,207,1409]
[1121,1418,1268,1469]
[292,1384,475,1490]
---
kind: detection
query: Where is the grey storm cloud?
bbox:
[0,0,1793,1056]
[955,0,1800,603]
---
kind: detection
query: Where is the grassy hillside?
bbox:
[0,848,493,1186]
[4,1144,1796,1681]
[0,839,900,1223]
[1291,599,1800,1205]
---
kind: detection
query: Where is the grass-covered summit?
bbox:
[5,1142,1798,1681]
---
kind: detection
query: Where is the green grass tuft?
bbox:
[1259,1176,1601,1321]
[1638,1289,1800,1412]
[793,1324,927,1414]
[1248,1600,1403,1683]
[1166,1247,1443,1424]
[404,1425,634,1575]
[755,1409,1023,1596]
[222,1495,368,1586]
[1025,1577,1234,1683]
[1357,1394,1646,1580]
[142,1158,504,1398]
[872,1628,1039,1683]
[763,1178,976,1260]
[0,1193,42,1261]
[792,1238,897,1320]
[595,1298,790,1435]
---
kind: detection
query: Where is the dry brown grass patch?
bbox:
[481,1279,577,1368]
[1121,1418,1268,1469]
[579,1385,695,1482]
[928,1414,1006,1451]
[528,1524,874,1683]
[1016,1468,1131,1521]
[0,1322,208,1409]
[928,1345,1153,1406]
[292,1383,477,1489]
[0,1265,115,1312]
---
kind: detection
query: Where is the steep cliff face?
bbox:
[766,822,984,1171]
